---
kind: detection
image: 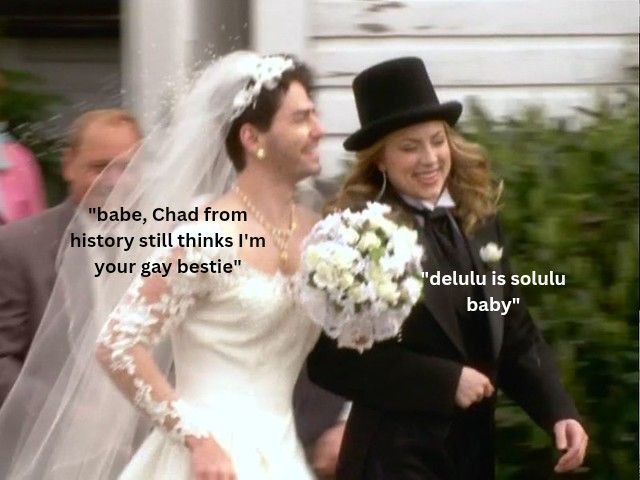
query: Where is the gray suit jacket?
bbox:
[0,200,75,405]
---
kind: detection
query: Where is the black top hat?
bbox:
[343,57,462,151]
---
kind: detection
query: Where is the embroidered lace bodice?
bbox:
[96,222,320,447]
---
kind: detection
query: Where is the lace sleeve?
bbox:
[96,239,220,444]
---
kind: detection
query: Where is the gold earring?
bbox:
[256,148,265,160]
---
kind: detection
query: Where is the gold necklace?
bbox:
[232,184,297,262]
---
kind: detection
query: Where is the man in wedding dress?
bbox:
[221,52,347,479]
[0,52,345,480]
[93,52,342,480]
[0,93,346,479]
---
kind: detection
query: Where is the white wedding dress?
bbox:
[97,222,320,479]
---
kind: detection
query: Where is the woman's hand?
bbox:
[455,366,494,408]
[186,436,236,480]
[553,419,588,473]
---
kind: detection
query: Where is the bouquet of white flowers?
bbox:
[297,202,424,352]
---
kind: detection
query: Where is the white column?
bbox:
[121,0,248,131]
[121,0,177,130]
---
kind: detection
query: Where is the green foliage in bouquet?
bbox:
[461,92,638,479]
[0,68,66,204]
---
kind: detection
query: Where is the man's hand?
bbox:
[455,366,494,408]
[311,422,346,478]
[186,435,236,480]
[553,419,588,473]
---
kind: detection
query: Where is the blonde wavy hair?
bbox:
[326,122,502,234]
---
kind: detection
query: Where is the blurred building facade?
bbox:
[293,0,640,176]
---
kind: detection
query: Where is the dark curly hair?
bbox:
[224,57,314,171]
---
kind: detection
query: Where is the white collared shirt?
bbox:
[400,188,456,211]
[400,188,462,234]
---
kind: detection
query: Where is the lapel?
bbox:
[385,190,468,358]
[419,228,468,359]
[466,219,504,358]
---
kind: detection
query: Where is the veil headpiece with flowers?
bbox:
[0,51,296,480]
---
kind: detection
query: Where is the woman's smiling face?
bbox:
[379,120,451,203]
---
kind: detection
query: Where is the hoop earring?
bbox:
[256,148,265,160]
[375,170,387,201]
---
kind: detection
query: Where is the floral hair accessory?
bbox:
[231,55,296,120]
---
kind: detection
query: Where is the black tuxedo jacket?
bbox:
[307,211,580,479]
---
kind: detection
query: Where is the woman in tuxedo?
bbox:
[307,57,588,480]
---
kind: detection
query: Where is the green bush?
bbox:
[461,93,638,479]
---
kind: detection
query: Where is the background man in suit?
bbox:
[0,108,142,405]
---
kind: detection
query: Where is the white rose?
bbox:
[339,272,355,290]
[347,283,369,304]
[379,253,406,276]
[375,280,400,305]
[332,244,360,269]
[479,242,503,263]
[341,209,365,231]
[369,215,397,236]
[391,226,418,250]
[401,276,423,303]
[386,227,421,267]
[339,226,360,245]
[364,202,391,217]
[303,245,324,270]
[369,264,390,284]
[357,231,382,252]
[313,263,339,290]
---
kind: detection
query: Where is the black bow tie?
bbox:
[399,201,451,224]
[422,206,449,221]
[399,199,472,273]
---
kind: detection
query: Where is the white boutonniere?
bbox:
[479,242,503,264]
